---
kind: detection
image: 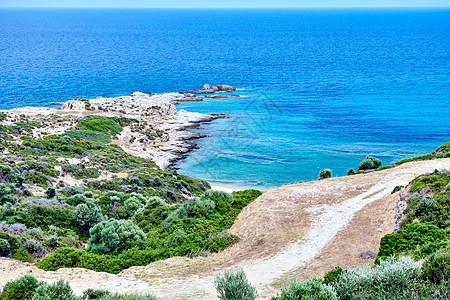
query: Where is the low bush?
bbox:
[45,187,55,199]
[376,223,446,262]
[322,267,344,285]
[97,293,158,300]
[215,269,257,300]
[414,196,438,217]
[0,238,11,256]
[77,116,123,136]
[82,289,111,299]
[279,279,337,300]
[318,169,332,180]
[206,233,240,253]
[87,219,147,255]
[358,156,382,171]
[0,274,40,300]
[347,168,356,176]
[62,164,100,179]
[332,257,420,299]
[32,279,77,300]
[422,250,450,284]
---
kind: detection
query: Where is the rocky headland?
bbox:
[1,86,239,170]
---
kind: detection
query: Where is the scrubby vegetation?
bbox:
[376,170,450,262]
[267,256,450,299]
[0,275,158,300]
[0,116,262,273]
[214,269,257,300]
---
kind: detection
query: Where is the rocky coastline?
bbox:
[2,85,238,170]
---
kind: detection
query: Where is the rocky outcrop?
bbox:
[62,100,85,110]
[205,95,228,99]
[188,84,237,94]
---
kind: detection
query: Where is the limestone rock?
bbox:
[62,100,85,110]
[359,250,376,259]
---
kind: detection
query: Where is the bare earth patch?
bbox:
[1,158,449,299]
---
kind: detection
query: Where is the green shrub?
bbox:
[62,130,111,143]
[66,194,88,206]
[32,279,77,300]
[171,198,216,219]
[77,116,123,136]
[358,156,382,171]
[206,233,240,253]
[391,185,404,194]
[98,293,158,300]
[347,168,356,176]
[376,223,445,262]
[422,251,450,284]
[0,232,19,255]
[232,190,262,210]
[414,196,438,217]
[0,238,11,257]
[214,269,257,300]
[332,257,420,300]
[323,267,344,285]
[0,274,40,300]
[82,289,111,299]
[87,219,146,255]
[13,247,30,262]
[201,190,234,214]
[62,164,100,179]
[319,169,332,180]
[0,202,16,221]
[45,187,55,199]
[409,173,449,193]
[279,279,337,300]
[74,201,105,229]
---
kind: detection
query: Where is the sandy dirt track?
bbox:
[1,158,449,299]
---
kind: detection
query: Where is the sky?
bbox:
[1,0,449,8]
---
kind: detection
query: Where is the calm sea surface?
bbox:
[1,8,449,189]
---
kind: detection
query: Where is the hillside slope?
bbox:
[1,158,449,299]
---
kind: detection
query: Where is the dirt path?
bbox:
[1,158,449,299]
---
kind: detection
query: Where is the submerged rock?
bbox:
[190,84,237,94]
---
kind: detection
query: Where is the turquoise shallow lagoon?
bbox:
[1,9,449,189]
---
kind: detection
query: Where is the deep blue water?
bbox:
[1,8,449,189]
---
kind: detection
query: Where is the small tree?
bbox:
[87,219,146,255]
[215,269,257,300]
[358,156,382,171]
[347,168,356,176]
[319,169,332,180]
[74,201,105,229]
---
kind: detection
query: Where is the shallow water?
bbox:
[1,8,449,189]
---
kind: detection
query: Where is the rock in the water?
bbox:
[191,84,237,94]
[205,95,228,99]
[212,84,236,92]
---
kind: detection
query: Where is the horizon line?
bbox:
[2,6,450,8]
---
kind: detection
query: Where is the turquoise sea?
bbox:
[1,8,449,189]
